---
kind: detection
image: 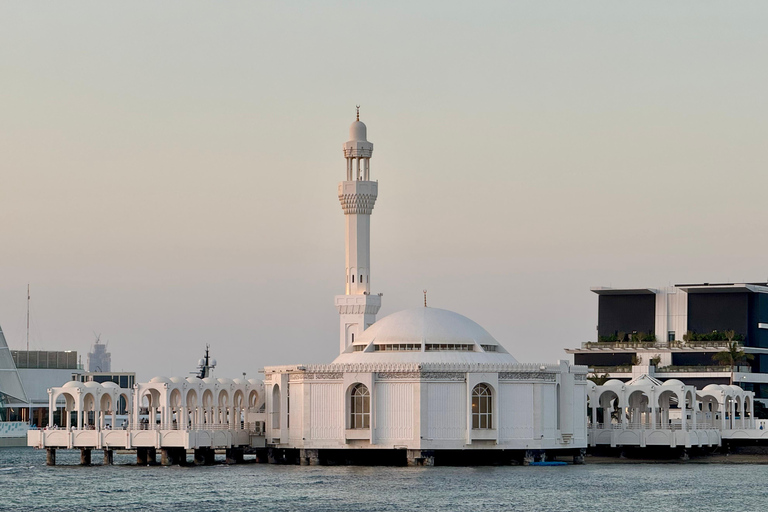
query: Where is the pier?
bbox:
[27,376,266,465]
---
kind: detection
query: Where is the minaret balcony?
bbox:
[335,294,382,315]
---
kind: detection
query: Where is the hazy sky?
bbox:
[1,2,767,380]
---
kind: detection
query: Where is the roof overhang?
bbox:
[676,283,768,294]
[591,287,656,296]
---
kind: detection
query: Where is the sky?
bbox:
[1,1,767,381]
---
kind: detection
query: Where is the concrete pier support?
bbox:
[103,449,114,466]
[46,448,56,466]
[300,449,320,466]
[194,448,215,465]
[80,449,92,466]
[226,447,244,464]
[573,448,586,465]
[254,448,268,463]
[137,447,157,466]
[137,448,148,465]
[161,447,186,466]
[406,450,434,467]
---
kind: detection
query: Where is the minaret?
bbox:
[334,108,382,353]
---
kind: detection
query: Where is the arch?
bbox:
[596,389,620,425]
[99,393,113,412]
[627,390,650,426]
[349,383,370,429]
[272,384,281,429]
[169,389,182,409]
[248,389,259,410]
[233,389,245,409]
[186,389,198,409]
[218,390,230,407]
[202,389,214,408]
[471,383,493,429]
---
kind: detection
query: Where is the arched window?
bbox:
[271,385,280,429]
[349,383,370,429]
[472,384,493,429]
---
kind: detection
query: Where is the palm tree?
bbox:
[587,373,610,386]
[712,341,753,369]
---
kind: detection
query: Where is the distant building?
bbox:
[566,283,768,404]
[8,349,83,426]
[87,340,111,372]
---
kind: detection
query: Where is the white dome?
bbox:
[661,379,685,388]
[604,379,625,387]
[349,120,367,141]
[101,382,120,389]
[150,376,172,384]
[62,381,84,389]
[333,307,517,364]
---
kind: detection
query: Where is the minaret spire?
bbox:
[334,111,382,353]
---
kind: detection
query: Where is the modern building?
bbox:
[8,349,84,427]
[87,339,111,372]
[0,326,29,446]
[263,113,588,466]
[566,284,768,404]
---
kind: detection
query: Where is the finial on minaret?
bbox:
[423,289,428,308]
[356,105,360,121]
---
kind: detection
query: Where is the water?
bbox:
[1,447,767,511]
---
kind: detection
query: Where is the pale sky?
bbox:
[1,2,767,380]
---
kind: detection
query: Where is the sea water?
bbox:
[0,447,766,511]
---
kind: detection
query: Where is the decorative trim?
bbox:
[499,372,557,382]
[339,193,377,215]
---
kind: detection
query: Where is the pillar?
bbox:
[46,448,56,466]
[147,447,157,465]
[300,449,320,466]
[80,448,92,466]
[194,448,214,465]
[161,448,172,466]
[137,447,148,465]
[103,449,114,465]
[406,449,434,467]
[226,447,244,464]
[573,448,586,465]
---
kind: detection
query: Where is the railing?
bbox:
[658,365,748,373]
[44,422,263,434]
[589,421,715,432]
[590,365,748,374]
[582,340,737,350]
[590,366,631,374]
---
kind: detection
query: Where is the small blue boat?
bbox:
[529,461,567,466]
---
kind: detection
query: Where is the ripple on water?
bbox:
[2,448,768,512]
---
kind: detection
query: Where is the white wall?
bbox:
[425,382,466,440]
[374,382,413,440]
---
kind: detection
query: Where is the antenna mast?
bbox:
[26,284,30,352]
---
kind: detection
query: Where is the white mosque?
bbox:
[262,111,589,466]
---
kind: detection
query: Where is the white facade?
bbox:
[264,114,589,464]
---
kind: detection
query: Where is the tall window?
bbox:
[286,385,290,429]
[271,385,280,429]
[472,384,493,429]
[349,383,370,429]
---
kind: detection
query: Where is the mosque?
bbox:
[262,112,589,466]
